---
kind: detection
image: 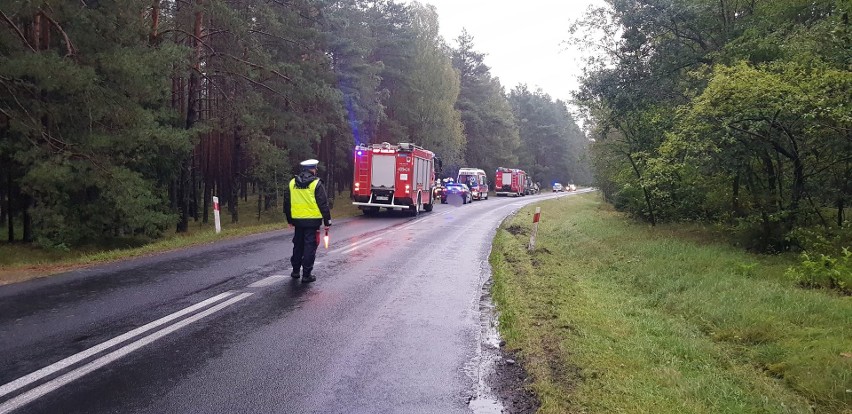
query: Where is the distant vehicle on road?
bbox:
[457,168,489,200]
[553,183,564,192]
[495,167,527,197]
[524,176,539,195]
[441,183,472,204]
[568,184,577,191]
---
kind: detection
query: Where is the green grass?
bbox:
[0,196,362,283]
[490,193,851,413]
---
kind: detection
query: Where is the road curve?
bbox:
[0,189,592,414]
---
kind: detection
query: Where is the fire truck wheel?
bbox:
[409,197,420,216]
[424,202,433,212]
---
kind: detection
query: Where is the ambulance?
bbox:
[457,168,489,200]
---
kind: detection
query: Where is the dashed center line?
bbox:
[247,275,289,287]
[340,237,383,254]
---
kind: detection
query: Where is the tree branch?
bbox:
[207,52,292,82]
[0,10,36,52]
[159,29,217,53]
[248,29,302,47]
[214,70,292,101]
[40,11,76,57]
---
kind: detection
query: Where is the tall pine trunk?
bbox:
[178,1,204,233]
[191,151,198,221]
[203,177,211,223]
[6,171,13,242]
[22,197,32,242]
[230,126,240,223]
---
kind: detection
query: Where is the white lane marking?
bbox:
[0,292,253,414]
[248,275,289,288]
[398,215,435,229]
[340,237,383,254]
[0,291,235,400]
[333,235,382,253]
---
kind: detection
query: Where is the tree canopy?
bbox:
[573,0,851,252]
[0,0,589,248]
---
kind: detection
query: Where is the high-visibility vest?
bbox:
[289,178,322,219]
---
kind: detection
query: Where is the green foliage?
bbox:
[450,30,520,178]
[375,2,465,164]
[787,224,852,254]
[509,86,592,186]
[786,248,852,293]
[575,0,851,251]
[1,0,190,246]
[0,0,579,253]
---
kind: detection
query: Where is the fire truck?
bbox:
[351,142,439,215]
[495,167,527,197]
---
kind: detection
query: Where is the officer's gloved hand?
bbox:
[324,219,332,227]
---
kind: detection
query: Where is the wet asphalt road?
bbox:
[0,190,590,414]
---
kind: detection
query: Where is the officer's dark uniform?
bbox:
[283,160,331,282]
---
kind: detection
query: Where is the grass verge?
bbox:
[0,199,362,285]
[490,193,851,413]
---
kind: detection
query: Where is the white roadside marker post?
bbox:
[528,207,541,251]
[213,196,222,234]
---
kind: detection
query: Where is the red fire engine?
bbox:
[495,167,527,197]
[351,142,439,215]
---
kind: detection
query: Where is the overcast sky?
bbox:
[405,0,607,103]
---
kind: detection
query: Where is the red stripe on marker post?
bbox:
[528,207,541,251]
[213,196,222,234]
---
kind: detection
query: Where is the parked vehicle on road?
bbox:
[524,176,539,195]
[568,184,577,191]
[553,183,564,192]
[441,182,472,204]
[495,167,527,197]
[457,168,489,200]
[351,142,440,216]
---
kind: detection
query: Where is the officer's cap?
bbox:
[300,159,319,169]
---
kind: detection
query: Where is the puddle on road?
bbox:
[466,278,506,414]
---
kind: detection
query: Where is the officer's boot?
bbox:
[301,268,316,283]
[290,267,301,279]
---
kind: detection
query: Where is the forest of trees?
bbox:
[0,0,590,248]
[573,0,850,253]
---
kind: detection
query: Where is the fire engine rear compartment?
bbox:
[351,142,436,213]
[500,172,512,193]
[370,154,395,189]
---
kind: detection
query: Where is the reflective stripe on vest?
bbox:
[290,178,322,219]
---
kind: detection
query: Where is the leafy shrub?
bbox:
[732,213,792,252]
[786,224,852,255]
[786,248,851,294]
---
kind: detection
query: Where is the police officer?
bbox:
[283,159,331,283]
